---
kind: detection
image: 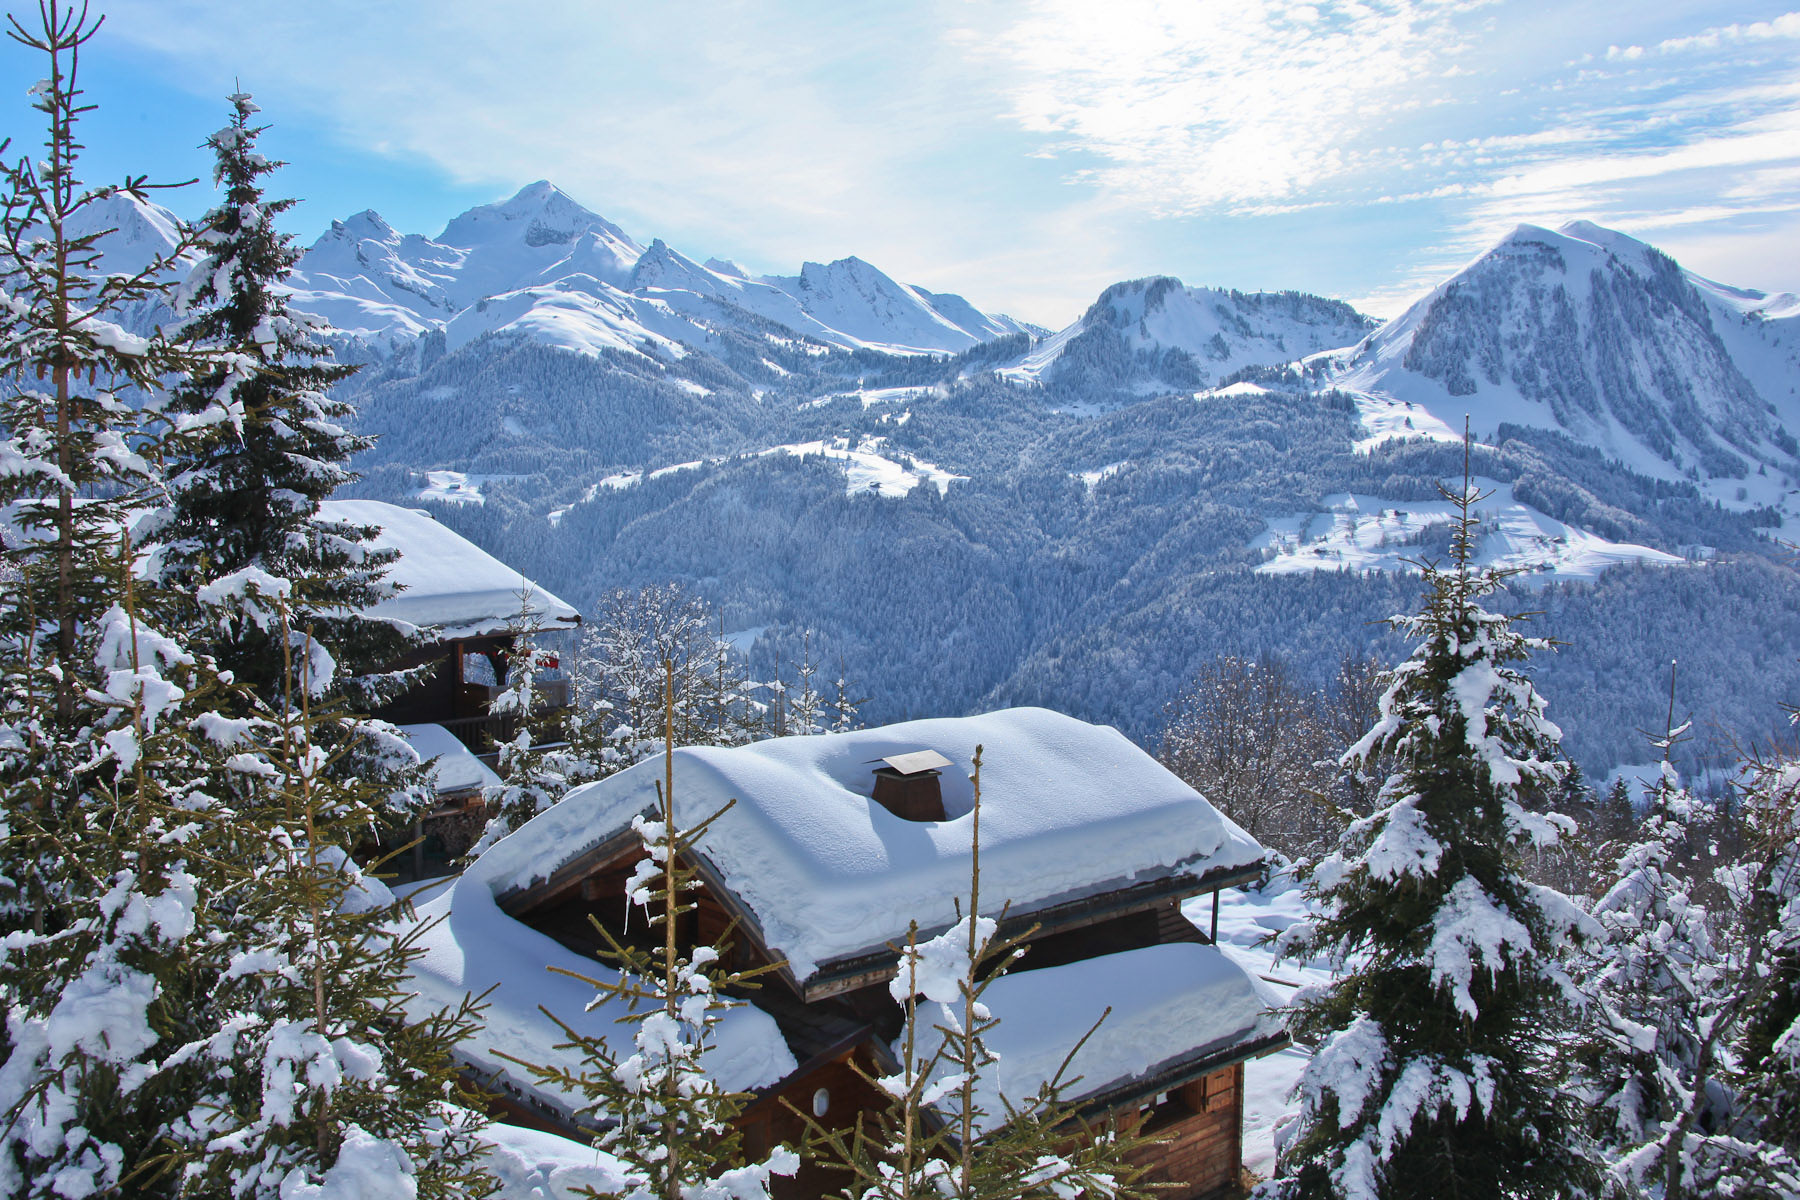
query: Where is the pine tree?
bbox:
[576,583,725,771]
[1261,464,1601,1200]
[1597,777,1638,846]
[502,665,798,1200]
[828,655,862,734]
[1574,697,1724,1193]
[786,629,823,736]
[465,591,600,859]
[150,91,415,715]
[0,27,490,1193]
[162,605,494,1198]
[1695,733,1800,1198]
[0,10,255,1189]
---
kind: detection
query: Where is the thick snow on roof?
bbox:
[471,708,1264,981]
[403,872,795,1118]
[479,1123,628,1200]
[399,723,501,796]
[319,499,579,638]
[940,943,1285,1134]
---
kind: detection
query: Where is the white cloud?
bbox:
[1610,10,1800,59]
[70,0,1800,327]
[964,0,1498,215]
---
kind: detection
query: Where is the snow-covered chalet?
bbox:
[322,499,580,872]
[407,707,1288,1199]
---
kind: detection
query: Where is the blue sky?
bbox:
[4,1,1798,327]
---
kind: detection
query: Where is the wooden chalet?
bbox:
[405,708,1288,1200]
[318,500,580,870]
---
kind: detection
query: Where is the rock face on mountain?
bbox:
[999,277,1376,397]
[1343,221,1800,481]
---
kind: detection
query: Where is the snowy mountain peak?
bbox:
[438,180,635,251]
[67,191,187,277]
[1000,276,1376,396]
[327,209,402,247]
[1341,218,1799,489]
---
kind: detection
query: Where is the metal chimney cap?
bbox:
[870,749,953,776]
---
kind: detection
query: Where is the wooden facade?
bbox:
[497,839,1283,1200]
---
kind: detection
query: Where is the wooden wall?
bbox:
[1123,1064,1244,1200]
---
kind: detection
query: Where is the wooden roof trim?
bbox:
[494,811,652,916]
[800,859,1265,1001]
[1066,1028,1291,1127]
[494,813,804,999]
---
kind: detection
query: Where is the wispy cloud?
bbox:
[962,0,1502,215]
[1608,10,1800,59]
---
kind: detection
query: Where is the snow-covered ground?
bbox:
[1184,870,1331,1180]
[1252,477,1686,584]
[413,470,519,505]
[563,436,964,508]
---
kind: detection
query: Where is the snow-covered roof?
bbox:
[399,723,502,796]
[403,871,796,1120]
[943,943,1286,1134]
[319,499,580,638]
[471,707,1265,982]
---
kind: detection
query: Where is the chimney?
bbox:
[869,750,952,822]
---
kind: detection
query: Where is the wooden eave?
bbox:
[1063,1027,1290,1129]
[797,859,1266,1002]
[494,811,795,998]
[496,818,1265,1007]
[493,813,653,917]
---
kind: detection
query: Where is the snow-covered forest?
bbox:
[2,6,1799,1199]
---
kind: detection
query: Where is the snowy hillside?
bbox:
[1000,277,1376,398]
[62,190,1800,779]
[1337,221,1800,508]
[1252,477,1685,584]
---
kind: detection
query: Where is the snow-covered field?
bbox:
[563,436,964,507]
[413,470,519,505]
[1252,477,1685,584]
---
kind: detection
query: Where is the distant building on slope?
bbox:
[406,707,1288,1200]
[321,499,581,872]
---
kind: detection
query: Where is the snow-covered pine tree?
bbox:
[1596,776,1638,847]
[164,601,494,1198]
[465,591,599,859]
[150,91,417,715]
[1704,735,1800,1197]
[803,746,1154,1200]
[785,630,823,737]
[0,0,214,937]
[0,9,258,1190]
[1262,462,1601,1200]
[828,655,861,734]
[576,583,724,771]
[704,615,761,748]
[1574,696,1725,1194]
[501,665,799,1200]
